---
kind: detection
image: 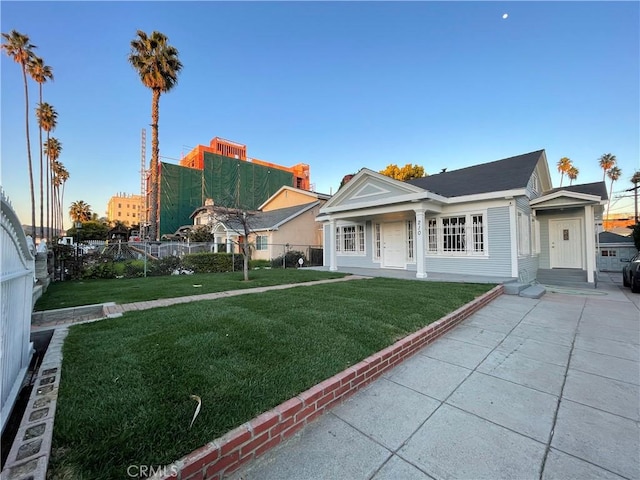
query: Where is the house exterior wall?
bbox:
[536,208,586,269]
[420,206,513,277]
[261,190,320,211]
[251,205,324,261]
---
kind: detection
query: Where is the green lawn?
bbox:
[49,278,495,480]
[34,269,346,311]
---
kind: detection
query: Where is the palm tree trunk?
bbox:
[38,84,44,241]
[149,88,161,241]
[21,63,36,237]
[61,181,67,231]
[606,178,614,229]
[46,134,51,240]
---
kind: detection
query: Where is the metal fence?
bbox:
[1,189,35,433]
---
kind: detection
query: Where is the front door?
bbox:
[550,218,582,268]
[383,222,405,268]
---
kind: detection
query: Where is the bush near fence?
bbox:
[182,253,244,273]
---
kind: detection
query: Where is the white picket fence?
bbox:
[0,188,35,433]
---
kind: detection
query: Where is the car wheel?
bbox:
[623,273,630,287]
[632,274,640,294]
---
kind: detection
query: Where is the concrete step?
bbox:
[519,285,546,299]
[503,282,530,295]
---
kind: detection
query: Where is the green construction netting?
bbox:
[159,152,294,237]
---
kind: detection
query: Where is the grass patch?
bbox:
[34,269,346,311]
[49,278,495,479]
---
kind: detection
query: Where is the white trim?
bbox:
[585,205,595,283]
[530,190,602,205]
[444,188,528,204]
[351,183,391,200]
[321,168,425,210]
[509,202,518,277]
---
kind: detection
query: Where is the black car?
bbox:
[622,251,640,293]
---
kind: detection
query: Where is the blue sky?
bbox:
[2,1,639,230]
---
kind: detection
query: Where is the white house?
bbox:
[317,150,608,286]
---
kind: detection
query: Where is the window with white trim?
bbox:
[336,224,365,254]
[256,235,268,251]
[426,213,486,255]
[373,223,381,259]
[443,216,466,252]
[427,219,438,253]
[406,220,414,260]
[517,211,530,255]
[531,217,540,254]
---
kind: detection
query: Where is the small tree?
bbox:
[188,225,214,242]
[216,206,256,281]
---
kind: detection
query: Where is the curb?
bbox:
[2,327,69,480]
[152,284,505,480]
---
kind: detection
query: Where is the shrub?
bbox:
[82,260,117,279]
[148,255,182,277]
[271,250,308,269]
[250,259,271,269]
[124,260,146,278]
[182,253,244,273]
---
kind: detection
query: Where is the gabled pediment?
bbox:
[322,168,427,212]
[530,190,605,210]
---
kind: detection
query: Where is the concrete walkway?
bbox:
[230,272,640,480]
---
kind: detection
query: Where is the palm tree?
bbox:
[28,55,54,241]
[45,138,62,233]
[36,103,58,240]
[69,200,92,223]
[57,163,69,232]
[606,166,622,229]
[567,166,579,186]
[557,157,572,187]
[599,153,616,181]
[2,30,37,235]
[128,30,183,241]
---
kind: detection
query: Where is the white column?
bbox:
[585,205,595,283]
[509,201,519,278]
[226,233,232,253]
[329,219,337,271]
[414,209,426,278]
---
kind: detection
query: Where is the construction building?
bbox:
[150,136,312,238]
[107,193,144,226]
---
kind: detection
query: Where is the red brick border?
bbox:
[154,285,504,480]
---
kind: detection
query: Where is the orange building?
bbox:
[179,136,311,190]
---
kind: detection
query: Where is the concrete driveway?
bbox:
[230,272,639,480]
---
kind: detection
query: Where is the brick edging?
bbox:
[154,284,504,480]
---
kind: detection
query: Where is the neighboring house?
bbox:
[190,187,329,262]
[597,231,637,272]
[317,150,608,286]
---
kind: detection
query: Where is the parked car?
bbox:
[161,225,192,241]
[622,251,640,293]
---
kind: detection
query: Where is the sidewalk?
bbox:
[229,272,640,480]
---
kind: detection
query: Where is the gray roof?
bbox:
[406,150,544,198]
[543,181,608,200]
[223,202,320,232]
[599,231,634,243]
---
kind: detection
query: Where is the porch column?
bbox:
[329,219,337,271]
[226,232,232,253]
[584,205,595,283]
[414,208,426,278]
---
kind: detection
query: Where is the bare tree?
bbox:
[213,204,257,281]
